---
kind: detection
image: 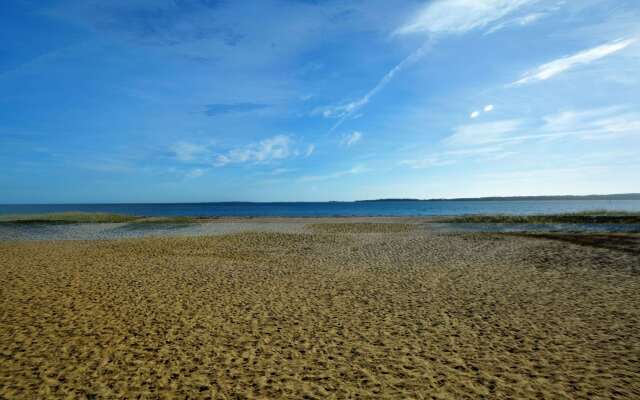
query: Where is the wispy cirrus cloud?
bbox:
[485,12,547,34]
[444,120,525,147]
[400,105,640,171]
[318,42,432,130]
[299,164,368,182]
[204,102,270,116]
[394,0,538,36]
[215,135,292,166]
[305,144,315,157]
[513,38,636,85]
[445,106,639,148]
[399,146,512,169]
[170,141,212,162]
[171,135,314,168]
[541,106,640,140]
[341,131,363,147]
[318,0,539,132]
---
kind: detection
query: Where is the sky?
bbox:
[1,0,639,203]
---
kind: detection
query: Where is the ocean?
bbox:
[1,200,639,217]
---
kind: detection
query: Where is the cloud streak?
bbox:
[320,41,432,132]
[299,164,368,182]
[204,102,270,116]
[513,38,636,85]
[215,135,292,166]
[319,0,538,132]
[400,146,512,169]
[401,105,640,171]
[485,12,547,34]
[341,131,363,147]
[394,0,537,36]
[445,120,524,147]
[171,141,211,162]
[445,106,640,149]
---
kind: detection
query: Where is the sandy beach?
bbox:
[1,219,639,399]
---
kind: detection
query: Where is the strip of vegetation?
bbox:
[309,223,417,233]
[443,210,640,224]
[0,212,139,224]
[510,233,640,257]
[0,212,209,225]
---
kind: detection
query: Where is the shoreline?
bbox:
[1,215,640,242]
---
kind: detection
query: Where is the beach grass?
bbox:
[0,212,207,225]
[0,212,139,224]
[509,232,640,257]
[308,222,418,233]
[443,210,640,224]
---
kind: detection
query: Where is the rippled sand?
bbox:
[1,222,639,398]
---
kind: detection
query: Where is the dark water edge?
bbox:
[429,223,640,234]
[1,200,640,217]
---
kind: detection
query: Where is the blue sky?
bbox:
[1,0,639,203]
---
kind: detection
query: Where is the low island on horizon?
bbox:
[357,193,640,202]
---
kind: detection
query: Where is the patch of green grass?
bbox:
[444,211,640,224]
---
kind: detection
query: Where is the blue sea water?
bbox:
[1,200,639,217]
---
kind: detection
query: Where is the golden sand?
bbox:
[1,224,639,399]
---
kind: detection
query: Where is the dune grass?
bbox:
[510,232,640,257]
[308,222,417,233]
[0,212,206,225]
[444,210,640,224]
[0,212,139,224]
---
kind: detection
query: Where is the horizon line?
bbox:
[2,193,639,206]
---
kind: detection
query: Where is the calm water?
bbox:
[1,200,639,217]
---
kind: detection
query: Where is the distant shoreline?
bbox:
[357,193,640,202]
[2,196,640,219]
[2,193,640,206]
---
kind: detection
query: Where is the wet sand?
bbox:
[1,220,639,398]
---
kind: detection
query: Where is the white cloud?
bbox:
[319,41,432,131]
[171,141,210,162]
[541,106,640,140]
[443,106,640,151]
[305,144,315,157]
[395,0,537,36]
[299,164,368,182]
[341,131,363,147]
[318,0,535,130]
[470,105,493,119]
[400,146,512,169]
[215,135,292,166]
[517,12,545,25]
[444,119,524,147]
[485,12,546,34]
[513,38,636,85]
